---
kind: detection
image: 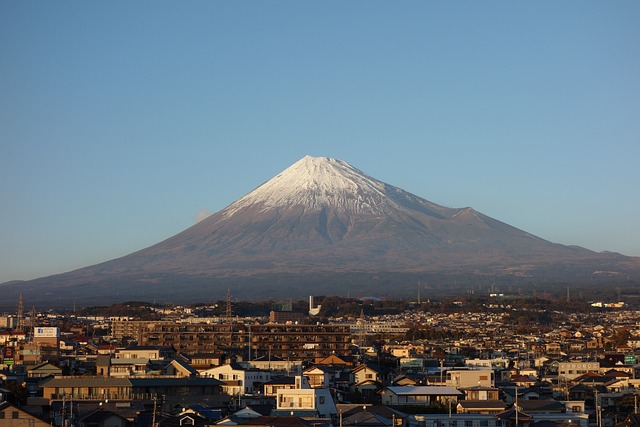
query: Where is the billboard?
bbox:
[2,346,15,365]
[34,327,60,338]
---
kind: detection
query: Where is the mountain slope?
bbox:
[3,155,639,306]
[109,155,594,273]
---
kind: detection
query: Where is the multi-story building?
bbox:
[110,320,174,341]
[138,322,351,360]
[249,324,352,360]
[0,315,19,329]
[269,311,306,324]
[557,361,600,380]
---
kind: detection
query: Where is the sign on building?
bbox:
[34,327,60,338]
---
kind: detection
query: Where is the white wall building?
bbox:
[445,369,494,388]
[557,361,600,380]
[201,362,271,394]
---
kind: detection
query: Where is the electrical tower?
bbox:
[17,293,24,331]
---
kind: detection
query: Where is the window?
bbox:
[495,421,502,426]
[12,412,19,419]
[366,374,373,379]
[480,421,489,427]
[465,421,473,427]
[319,396,325,404]
[0,412,5,419]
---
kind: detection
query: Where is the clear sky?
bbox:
[1,1,639,284]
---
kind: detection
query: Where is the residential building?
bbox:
[0,401,50,426]
[557,361,600,380]
[380,386,463,406]
[445,369,494,388]
[201,361,271,395]
[272,384,337,418]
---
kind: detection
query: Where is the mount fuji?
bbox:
[4,155,639,306]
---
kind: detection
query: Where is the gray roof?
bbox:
[457,401,506,409]
[385,386,463,396]
[129,377,223,387]
[110,358,149,365]
[41,377,132,388]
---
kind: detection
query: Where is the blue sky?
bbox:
[1,1,639,284]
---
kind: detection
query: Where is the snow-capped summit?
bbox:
[226,155,388,215]
[225,155,449,217]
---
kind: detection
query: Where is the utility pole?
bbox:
[515,385,519,427]
[152,395,159,427]
[596,390,601,427]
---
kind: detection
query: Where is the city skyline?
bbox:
[1,2,639,284]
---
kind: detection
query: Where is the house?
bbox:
[0,331,26,345]
[456,400,506,414]
[260,374,337,418]
[175,405,223,423]
[164,358,199,378]
[501,387,540,405]
[128,377,226,408]
[557,361,600,381]
[338,405,407,427]
[0,401,50,426]
[303,365,348,389]
[352,363,392,386]
[392,375,420,386]
[96,344,117,355]
[27,361,63,378]
[244,354,303,375]
[516,400,566,414]
[189,353,225,370]
[352,363,392,401]
[263,376,299,396]
[315,354,355,367]
[115,345,172,360]
[109,358,150,377]
[40,376,225,409]
[158,412,211,427]
[510,374,537,387]
[201,361,271,394]
[77,409,129,427]
[380,386,463,406]
[41,376,133,401]
[272,387,337,418]
[217,406,264,425]
[462,386,500,401]
[233,415,318,427]
[445,369,494,388]
[407,413,501,427]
